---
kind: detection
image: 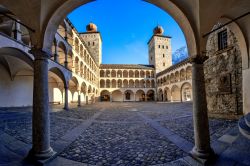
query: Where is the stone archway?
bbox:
[0,0,221,162]
[42,0,197,58]
[158,88,164,101]
[0,47,34,107]
[124,90,135,101]
[135,90,145,101]
[68,76,79,103]
[181,82,192,102]
[100,90,110,102]
[164,87,171,102]
[146,90,155,101]
[171,85,181,102]
[112,90,123,102]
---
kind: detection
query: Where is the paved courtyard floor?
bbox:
[0,102,250,166]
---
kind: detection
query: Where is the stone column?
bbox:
[110,94,112,102]
[189,56,214,161]
[64,29,68,42]
[54,43,58,63]
[64,82,69,110]
[77,90,81,107]
[28,48,55,160]
[64,51,68,69]
[134,93,136,102]
[13,21,22,41]
[86,96,88,105]
[180,91,183,103]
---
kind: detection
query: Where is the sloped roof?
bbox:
[100,64,155,70]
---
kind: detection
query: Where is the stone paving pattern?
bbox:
[160,117,237,144]
[60,122,186,166]
[0,102,245,165]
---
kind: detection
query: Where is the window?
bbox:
[151,56,153,61]
[88,42,90,46]
[163,63,165,67]
[162,45,164,49]
[93,42,95,46]
[218,30,227,50]
[166,46,168,49]
[163,54,165,58]
[158,45,160,48]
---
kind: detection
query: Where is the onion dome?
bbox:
[86,23,97,32]
[153,25,164,35]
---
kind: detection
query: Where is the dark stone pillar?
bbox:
[28,48,55,161]
[64,60,68,69]
[189,56,214,161]
[78,91,81,107]
[110,94,112,102]
[64,50,68,69]
[64,29,68,42]
[54,44,58,63]
[86,96,88,105]
[64,83,69,110]
[13,21,22,41]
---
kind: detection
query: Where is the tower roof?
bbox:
[153,25,164,35]
[86,23,97,32]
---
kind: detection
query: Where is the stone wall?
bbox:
[204,26,243,118]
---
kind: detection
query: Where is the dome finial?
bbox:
[153,25,164,35]
[86,23,97,32]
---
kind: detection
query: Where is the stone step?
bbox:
[238,115,250,139]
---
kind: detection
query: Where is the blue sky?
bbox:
[68,0,187,64]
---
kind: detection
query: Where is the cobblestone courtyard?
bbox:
[1,102,249,166]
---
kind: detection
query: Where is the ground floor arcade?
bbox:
[100,89,156,102]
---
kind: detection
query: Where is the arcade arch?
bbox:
[112,90,123,102]
[100,90,110,102]
[135,90,146,101]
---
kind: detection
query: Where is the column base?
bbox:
[26,147,57,165]
[190,147,215,164]
[238,113,250,139]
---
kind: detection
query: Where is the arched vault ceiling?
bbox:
[0,55,32,79]
[0,0,249,58]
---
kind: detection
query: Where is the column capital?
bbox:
[29,48,51,59]
[189,55,208,64]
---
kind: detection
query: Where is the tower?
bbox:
[148,25,172,74]
[80,23,102,66]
